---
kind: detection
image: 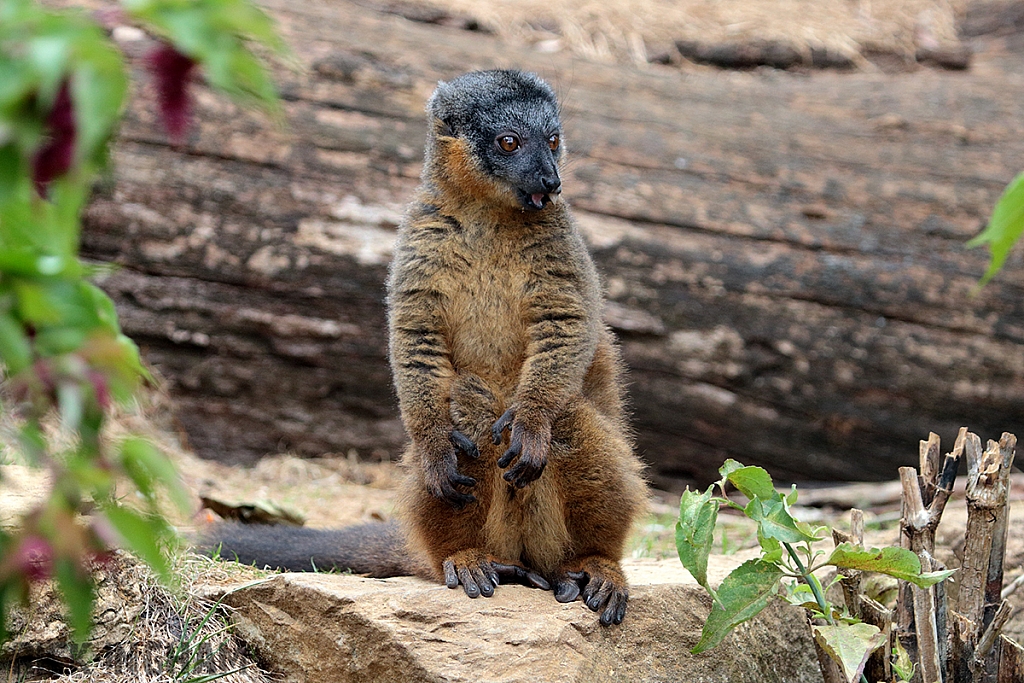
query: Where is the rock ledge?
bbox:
[214,557,820,683]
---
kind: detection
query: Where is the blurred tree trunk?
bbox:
[82,0,1024,485]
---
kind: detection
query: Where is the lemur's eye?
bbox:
[497,134,521,153]
[547,134,560,151]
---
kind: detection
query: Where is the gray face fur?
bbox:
[428,70,564,210]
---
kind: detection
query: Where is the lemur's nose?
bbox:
[541,175,561,194]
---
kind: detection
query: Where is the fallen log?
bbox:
[81,0,1024,483]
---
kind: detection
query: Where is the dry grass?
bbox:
[2,550,270,683]
[419,0,967,64]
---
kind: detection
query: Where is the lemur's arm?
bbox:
[492,229,601,488]
[388,213,480,508]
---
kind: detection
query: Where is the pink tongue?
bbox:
[531,193,545,207]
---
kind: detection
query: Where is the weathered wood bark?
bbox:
[80,0,1024,482]
[896,431,964,683]
[999,634,1024,683]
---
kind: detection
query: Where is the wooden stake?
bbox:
[961,432,1017,683]
[950,611,977,683]
[998,634,1024,683]
[897,428,966,683]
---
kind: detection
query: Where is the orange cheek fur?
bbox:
[435,137,520,214]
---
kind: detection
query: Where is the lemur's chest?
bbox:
[440,239,532,384]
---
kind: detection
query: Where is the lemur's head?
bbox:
[426,70,563,212]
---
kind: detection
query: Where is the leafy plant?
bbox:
[0,0,284,645]
[676,460,953,683]
[968,171,1024,286]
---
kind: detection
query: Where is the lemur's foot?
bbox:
[553,556,629,626]
[442,550,549,598]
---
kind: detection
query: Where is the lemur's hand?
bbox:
[491,406,551,489]
[421,429,480,509]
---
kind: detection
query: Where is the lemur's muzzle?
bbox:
[523,175,561,210]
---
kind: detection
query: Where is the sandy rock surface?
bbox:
[210,555,820,683]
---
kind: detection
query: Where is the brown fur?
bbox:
[388,96,648,625]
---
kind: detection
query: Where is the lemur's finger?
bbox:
[469,565,494,597]
[482,561,500,588]
[503,441,546,487]
[450,430,480,458]
[585,578,614,613]
[431,477,475,508]
[491,407,516,444]
[448,471,477,488]
[443,560,459,589]
[601,591,627,626]
[497,435,521,468]
[458,565,480,598]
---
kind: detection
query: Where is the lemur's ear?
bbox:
[433,117,456,137]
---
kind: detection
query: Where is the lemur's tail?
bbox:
[198,520,423,577]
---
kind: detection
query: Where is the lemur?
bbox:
[204,70,648,626]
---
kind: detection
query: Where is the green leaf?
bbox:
[724,463,776,501]
[69,38,127,167]
[812,621,886,683]
[744,494,818,544]
[780,581,822,613]
[101,504,173,582]
[718,459,744,481]
[65,450,114,495]
[54,558,94,643]
[0,311,32,374]
[785,484,798,506]
[892,639,915,681]
[676,486,718,596]
[56,380,84,431]
[968,171,1024,286]
[825,543,955,588]
[118,437,190,512]
[33,326,87,356]
[692,559,783,653]
[757,534,784,564]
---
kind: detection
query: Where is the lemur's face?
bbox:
[429,70,565,212]
[478,101,563,211]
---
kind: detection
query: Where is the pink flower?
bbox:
[87,370,111,410]
[15,535,54,582]
[147,43,197,142]
[31,81,76,197]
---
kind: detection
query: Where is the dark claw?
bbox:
[450,430,480,459]
[615,592,628,624]
[431,479,475,509]
[492,407,515,445]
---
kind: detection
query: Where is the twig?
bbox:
[976,600,1013,665]
[1000,570,1024,601]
